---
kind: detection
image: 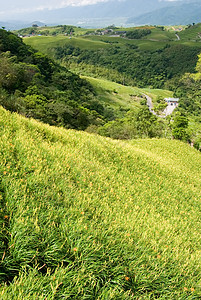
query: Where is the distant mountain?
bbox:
[127,1,201,25]
[27,0,167,20]
[0,21,45,30]
[1,0,199,29]
[0,0,172,29]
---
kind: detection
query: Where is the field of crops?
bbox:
[0,106,200,299]
[24,35,110,54]
[23,31,172,53]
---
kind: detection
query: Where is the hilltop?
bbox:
[0,106,201,298]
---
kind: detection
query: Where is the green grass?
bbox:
[0,106,200,299]
[23,33,171,52]
[143,28,176,41]
[83,76,173,108]
[24,35,110,54]
[142,87,173,100]
[83,76,142,110]
[82,35,170,51]
[179,23,201,41]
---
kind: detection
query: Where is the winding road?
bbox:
[143,94,177,118]
[143,94,158,116]
[175,33,180,41]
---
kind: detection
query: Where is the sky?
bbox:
[1,0,108,15]
[0,0,186,19]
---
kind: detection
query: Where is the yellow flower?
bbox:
[73,247,78,252]
[125,276,130,281]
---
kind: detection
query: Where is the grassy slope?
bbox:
[24,35,110,53]
[179,23,201,41]
[0,106,200,299]
[83,76,173,109]
[23,32,172,53]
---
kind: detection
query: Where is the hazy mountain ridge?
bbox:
[1,0,197,29]
[128,1,201,25]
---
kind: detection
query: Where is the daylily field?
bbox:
[0,107,200,299]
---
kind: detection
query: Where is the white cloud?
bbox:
[159,0,183,1]
[0,0,112,12]
[0,0,114,17]
[61,0,110,6]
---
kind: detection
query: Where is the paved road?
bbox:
[175,34,180,41]
[143,94,158,116]
[143,94,177,118]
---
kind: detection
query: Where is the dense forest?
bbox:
[54,43,200,89]
[0,29,113,130]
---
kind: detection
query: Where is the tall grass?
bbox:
[0,106,200,299]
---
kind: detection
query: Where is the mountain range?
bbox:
[128,1,201,25]
[1,0,201,29]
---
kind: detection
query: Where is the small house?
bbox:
[164,98,179,106]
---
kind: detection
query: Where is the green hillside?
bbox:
[23,27,201,89]
[82,76,173,109]
[0,106,200,299]
[24,36,110,54]
[24,31,174,52]
[178,23,201,41]
[23,25,201,53]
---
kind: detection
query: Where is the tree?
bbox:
[135,106,158,137]
[172,113,189,141]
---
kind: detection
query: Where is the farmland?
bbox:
[23,24,201,53]
[0,106,201,299]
